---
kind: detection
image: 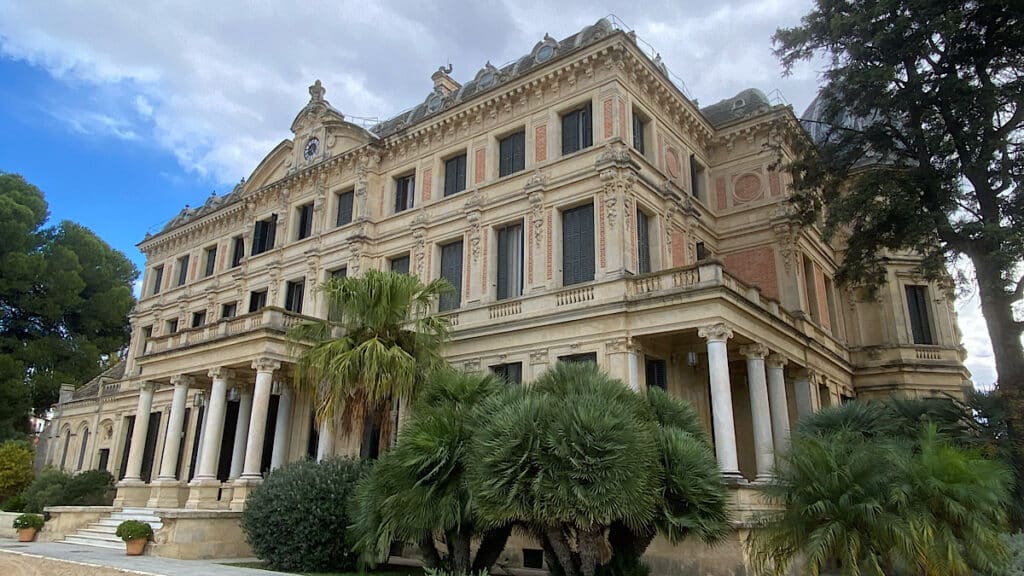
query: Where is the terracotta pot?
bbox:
[17,527,37,542]
[125,538,147,556]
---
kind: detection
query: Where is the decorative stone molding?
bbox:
[739,343,770,359]
[599,169,636,230]
[208,367,235,381]
[462,359,481,372]
[698,322,734,343]
[529,192,545,247]
[466,211,482,263]
[765,353,789,368]
[169,374,195,388]
[529,348,549,365]
[252,359,282,373]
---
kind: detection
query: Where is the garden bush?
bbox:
[0,440,33,503]
[20,468,114,513]
[242,457,369,572]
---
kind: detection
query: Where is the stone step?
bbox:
[63,531,123,545]
[62,536,124,550]
[79,526,119,537]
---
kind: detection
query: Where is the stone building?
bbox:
[41,18,969,573]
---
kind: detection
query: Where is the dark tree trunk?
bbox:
[544,527,579,576]
[471,523,513,573]
[446,529,472,574]
[973,253,1024,530]
[418,534,442,569]
[577,527,603,576]
[607,521,655,559]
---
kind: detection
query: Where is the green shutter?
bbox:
[440,241,463,311]
[563,203,594,285]
[582,102,593,149]
[637,208,651,274]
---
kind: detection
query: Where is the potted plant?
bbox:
[12,513,44,542]
[115,520,153,555]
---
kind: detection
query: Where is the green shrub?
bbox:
[242,457,369,573]
[2,493,26,512]
[12,512,43,530]
[115,520,153,541]
[20,467,114,513]
[0,441,33,503]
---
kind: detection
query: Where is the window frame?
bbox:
[690,154,706,200]
[438,239,464,312]
[285,278,305,314]
[191,310,207,328]
[176,254,190,287]
[443,152,468,197]
[498,129,526,177]
[631,106,650,156]
[491,362,523,385]
[560,100,594,156]
[221,302,238,319]
[560,202,596,286]
[905,284,935,345]
[203,245,217,278]
[251,214,278,256]
[390,254,411,275]
[296,202,315,240]
[394,172,416,214]
[335,189,355,227]
[151,265,164,295]
[496,221,524,300]
[231,236,245,267]
[249,289,269,313]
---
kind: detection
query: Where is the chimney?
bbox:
[58,384,75,404]
[431,64,461,96]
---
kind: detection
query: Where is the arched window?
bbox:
[60,428,71,470]
[77,426,91,470]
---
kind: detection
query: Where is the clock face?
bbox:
[303,137,320,160]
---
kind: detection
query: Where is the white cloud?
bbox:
[0,0,1005,386]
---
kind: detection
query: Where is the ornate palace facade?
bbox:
[41,18,969,573]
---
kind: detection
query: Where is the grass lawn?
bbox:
[227,561,423,576]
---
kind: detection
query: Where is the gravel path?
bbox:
[0,550,146,576]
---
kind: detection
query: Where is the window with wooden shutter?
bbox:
[231,236,244,267]
[390,255,410,275]
[905,285,934,344]
[491,362,523,385]
[561,102,593,155]
[204,245,217,277]
[496,222,524,300]
[296,203,314,239]
[221,302,237,319]
[152,265,163,295]
[636,208,651,274]
[444,154,467,197]
[645,358,667,390]
[395,174,415,213]
[249,289,268,312]
[632,110,646,154]
[191,311,206,328]
[499,131,525,177]
[336,190,354,226]
[285,279,305,313]
[561,203,595,285]
[176,255,189,286]
[439,240,464,311]
[690,155,705,199]
[251,215,277,255]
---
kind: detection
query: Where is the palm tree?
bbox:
[287,269,452,454]
[349,369,513,574]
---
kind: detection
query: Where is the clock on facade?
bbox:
[303,137,320,160]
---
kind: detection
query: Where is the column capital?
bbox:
[252,358,281,373]
[698,322,733,343]
[793,366,818,383]
[766,353,789,368]
[208,367,235,381]
[170,374,195,388]
[740,343,770,360]
[139,381,158,393]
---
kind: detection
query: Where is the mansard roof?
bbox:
[699,88,772,127]
[72,361,126,400]
[370,18,617,139]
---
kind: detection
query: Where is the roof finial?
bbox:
[309,79,326,102]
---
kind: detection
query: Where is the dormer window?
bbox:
[732,98,746,110]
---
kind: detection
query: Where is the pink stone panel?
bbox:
[769,170,782,197]
[715,176,728,211]
[422,168,433,201]
[603,99,614,139]
[546,209,553,280]
[619,101,627,140]
[672,229,686,267]
[721,246,779,301]
[535,125,547,163]
[814,266,831,330]
[474,148,486,184]
[188,256,198,281]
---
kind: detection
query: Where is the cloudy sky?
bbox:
[0,0,998,386]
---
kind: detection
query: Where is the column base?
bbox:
[720,471,749,486]
[752,474,774,485]
[228,477,263,511]
[146,480,188,508]
[113,480,152,507]
[184,479,224,510]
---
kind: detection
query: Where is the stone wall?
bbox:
[151,510,251,559]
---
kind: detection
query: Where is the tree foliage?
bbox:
[749,399,1014,575]
[773,0,1024,525]
[288,269,451,451]
[0,173,137,439]
[349,369,512,574]
[0,441,33,504]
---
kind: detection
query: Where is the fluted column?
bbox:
[195,368,231,481]
[316,420,334,462]
[241,359,280,479]
[765,354,791,456]
[698,323,742,480]
[229,388,253,480]
[741,344,774,482]
[156,375,192,481]
[122,382,156,482]
[270,385,293,470]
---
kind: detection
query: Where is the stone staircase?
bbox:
[61,508,163,550]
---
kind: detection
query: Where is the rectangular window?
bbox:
[645,357,667,390]
[330,267,347,280]
[221,302,237,319]
[390,255,410,275]
[142,325,153,339]
[491,362,523,385]
[561,203,595,286]
[285,279,305,314]
[905,285,934,345]
[204,245,217,277]
[636,208,651,274]
[166,318,179,335]
[191,311,206,328]
[559,352,597,365]
[296,203,314,240]
[690,155,705,199]
[151,265,164,295]
[249,289,268,313]
[439,240,464,312]
[336,190,354,226]
[231,236,245,267]
[496,222,524,300]
[444,153,467,197]
[394,173,415,213]
[696,241,709,261]
[632,109,647,155]
[251,215,278,256]
[176,255,190,286]
[561,102,593,155]
[498,130,525,177]
[803,255,821,323]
